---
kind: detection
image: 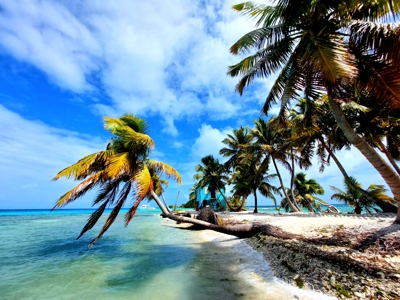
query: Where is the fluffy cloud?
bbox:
[0,105,106,208]
[0,0,265,135]
[191,124,232,160]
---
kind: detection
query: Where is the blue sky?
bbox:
[0,0,390,209]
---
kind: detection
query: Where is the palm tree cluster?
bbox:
[192,95,395,215]
[229,0,400,221]
[53,115,181,246]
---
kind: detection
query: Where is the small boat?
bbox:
[139,204,156,210]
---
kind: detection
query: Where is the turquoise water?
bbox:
[247,204,355,214]
[0,209,334,300]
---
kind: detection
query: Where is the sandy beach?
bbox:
[193,212,400,299]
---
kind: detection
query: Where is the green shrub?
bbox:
[333,284,350,298]
[295,277,304,289]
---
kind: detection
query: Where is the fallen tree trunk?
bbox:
[151,190,297,239]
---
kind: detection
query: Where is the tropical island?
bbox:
[1,0,400,299]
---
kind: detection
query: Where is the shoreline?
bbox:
[205,212,400,299]
[197,226,336,299]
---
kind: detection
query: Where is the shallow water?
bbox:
[0,209,335,299]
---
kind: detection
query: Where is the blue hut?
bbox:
[195,185,226,211]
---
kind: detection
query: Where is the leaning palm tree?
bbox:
[330,177,393,214]
[229,0,400,221]
[53,115,181,246]
[290,97,398,213]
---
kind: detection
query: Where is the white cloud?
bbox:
[172,141,184,149]
[191,124,232,160]
[0,105,107,208]
[0,0,260,135]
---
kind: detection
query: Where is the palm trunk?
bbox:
[150,190,297,238]
[161,192,172,213]
[290,149,301,211]
[327,93,400,222]
[173,191,180,212]
[253,189,258,213]
[239,195,247,212]
[218,188,234,211]
[272,156,299,212]
[376,138,400,177]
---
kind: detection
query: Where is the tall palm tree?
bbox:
[194,155,229,209]
[252,118,300,212]
[220,127,254,211]
[220,127,253,170]
[331,177,394,214]
[53,115,181,246]
[228,166,252,211]
[229,0,400,221]
[290,97,398,213]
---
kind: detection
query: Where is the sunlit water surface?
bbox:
[0,209,335,300]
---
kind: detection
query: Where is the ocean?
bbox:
[0,209,336,300]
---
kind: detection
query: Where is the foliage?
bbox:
[331,177,394,214]
[228,0,400,218]
[53,115,181,246]
[292,172,325,211]
[194,155,228,198]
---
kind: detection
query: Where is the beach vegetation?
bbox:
[53,115,181,246]
[332,284,351,298]
[331,177,394,214]
[228,0,400,221]
[295,276,304,289]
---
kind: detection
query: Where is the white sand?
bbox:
[217,212,398,236]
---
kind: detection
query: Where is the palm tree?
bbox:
[228,167,252,211]
[229,0,400,222]
[194,155,230,210]
[252,118,300,212]
[220,127,253,170]
[331,177,394,214]
[289,97,398,213]
[236,149,281,213]
[220,127,254,211]
[181,183,198,209]
[293,172,325,212]
[53,115,181,246]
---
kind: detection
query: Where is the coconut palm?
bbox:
[220,127,253,171]
[252,117,300,212]
[237,148,282,213]
[194,155,230,209]
[53,115,181,246]
[228,166,252,211]
[331,177,394,214]
[293,172,325,211]
[229,0,400,221]
[289,97,398,213]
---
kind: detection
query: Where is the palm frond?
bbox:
[76,201,108,240]
[351,21,400,64]
[89,181,131,247]
[105,153,131,178]
[52,172,105,210]
[147,160,182,185]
